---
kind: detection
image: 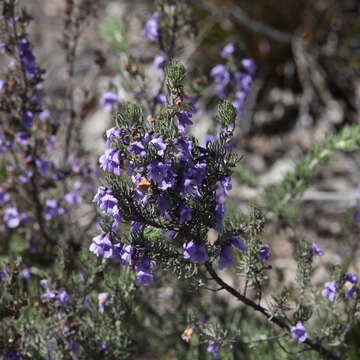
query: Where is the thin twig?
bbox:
[202,285,224,292]
[194,0,293,44]
[205,262,340,360]
[228,332,287,344]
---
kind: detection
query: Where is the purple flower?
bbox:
[98,292,109,313]
[179,205,192,224]
[22,110,33,129]
[258,245,271,261]
[89,233,113,259]
[345,273,357,299]
[156,93,167,105]
[20,268,31,281]
[16,132,29,146]
[44,199,64,220]
[130,221,143,234]
[128,141,146,157]
[347,273,357,284]
[0,134,12,153]
[99,148,121,175]
[311,243,324,256]
[35,157,50,177]
[57,289,69,307]
[99,91,118,112]
[4,207,20,228]
[207,341,219,359]
[215,85,226,99]
[71,159,81,173]
[39,109,50,121]
[135,255,154,286]
[241,58,256,75]
[179,162,206,197]
[291,322,307,343]
[230,236,247,252]
[221,43,234,58]
[0,80,4,92]
[211,65,230,86]
[134,254,151,271]
[142,12,160,41]
[215,183,226,203]
[215,186,227,230]
[101,342,108,350]
[64,191,82,206]
[0,270,6,282]
[144,132,151,143]
[154,55,166,70]
[0,188,10,205]
[69,339,78,353]
[176,111,193,132]
[42,288,56,302]
[18,37,37,78]
[40,279,50,289]
[232,91,246,115]
[158,194,170,215]
[322,281,337,302]
[98,193,118,215]
[150,136,167,156]
[93,186,107,204]
[20,212,30,224]
[235,72,252,92]
[175,135,193,161]
[221,177,232,196]
[136,271,153,286]
[147,160,176,190]
[112,243,124,263]
[106,127,123,147]
[183,241,208,264]
[121,244,135,265]
[215,203,225,231]
[219,245,235,270]
[3,350,22,360]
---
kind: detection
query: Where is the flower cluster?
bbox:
[210,43,256,116]
[91,56,249,285]
[90,8,255,288]
[0,10,98,258]
[18,37,38,78]
[40,280,70,307]
[321,273,358,302]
